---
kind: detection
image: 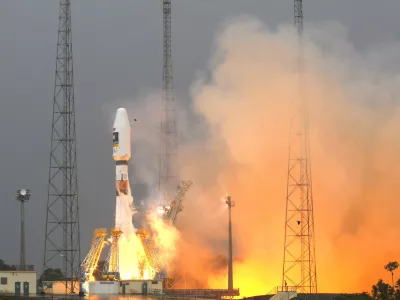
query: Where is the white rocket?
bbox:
[113,108,131,197]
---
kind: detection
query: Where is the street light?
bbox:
[16,189,30,271]
[225,195,235,292]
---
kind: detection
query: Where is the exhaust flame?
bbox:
[148,212,180,268]
[115,192,154,280]
[111,188,180,280]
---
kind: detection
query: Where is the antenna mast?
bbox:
[43,0,81,294]
[159,0,178,204]
[282,0,317,294]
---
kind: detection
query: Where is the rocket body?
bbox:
[111,107,138,279]
[113,108,131,196]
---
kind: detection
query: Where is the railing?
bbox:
[165,288,240,299]
[267,286,297,295]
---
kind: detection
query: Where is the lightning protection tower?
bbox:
[282,0,317,294]
[225,195,235,292]
[158,0,178,205]
[43,0,81,294]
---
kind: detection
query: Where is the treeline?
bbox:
[0,259,19,271]
[371,261,400,300]
[38,260,106,282]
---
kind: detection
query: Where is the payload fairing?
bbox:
[113,108,134,230]
[113,108,131,196]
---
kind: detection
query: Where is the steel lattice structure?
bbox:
[282,0,317,294]
[103,228,122,276]
[78,228,107,282]
[159,0,178,205]
[163,180,193,225]
[43,0,81,294]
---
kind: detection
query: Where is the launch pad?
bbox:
[88,279,163,295]
[73,106,233,296]
[43,107,239,298]
[73,107,195,295]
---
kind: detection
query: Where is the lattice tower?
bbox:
[159,0,178,205]
[282,0,317,294]
[43,0,81,294]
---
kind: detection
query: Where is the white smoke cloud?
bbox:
[103,15,400,294]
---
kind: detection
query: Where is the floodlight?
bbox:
[157,205,166,215]
[16,189,30,202]
[225,195,235,208]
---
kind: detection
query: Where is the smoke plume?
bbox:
[109,16,400,295]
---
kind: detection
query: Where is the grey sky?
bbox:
[0,0,399,275]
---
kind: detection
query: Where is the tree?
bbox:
[395,279,400,290]
[39,268,64,282]
[394,279,400,300]
[385,262,399,287]
[0,259,10,270]
[372,279,394,300]
[0,259,16,271]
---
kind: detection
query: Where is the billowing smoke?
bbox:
[147,212,180,270]
[106,16,400,296]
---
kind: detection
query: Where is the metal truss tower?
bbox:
[159,0,178,205]
[282,0,317,294]
[43,0,81,294]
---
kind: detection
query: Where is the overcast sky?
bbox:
[1,0,400,275]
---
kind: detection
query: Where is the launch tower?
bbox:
[158,0,178,205]
[43,0,81,294]
[282,0,317,294]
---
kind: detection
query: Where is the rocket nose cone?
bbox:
[113,108,130,129]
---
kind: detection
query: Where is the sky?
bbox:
[1,0,400,295]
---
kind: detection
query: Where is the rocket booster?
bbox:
[113,108,131,196]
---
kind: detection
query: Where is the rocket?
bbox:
[113,108,131,196]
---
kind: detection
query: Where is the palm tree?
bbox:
[385,261,399,287]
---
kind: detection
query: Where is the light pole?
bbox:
[225,194,235,292]
[16,189,30,270]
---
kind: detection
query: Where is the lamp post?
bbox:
[225,194,235,292]
[16,189,30,270]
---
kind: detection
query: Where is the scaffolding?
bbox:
[103,228,123,280]
[162,180,193,225]
[78,228,107,282]
[137,228,167,280]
